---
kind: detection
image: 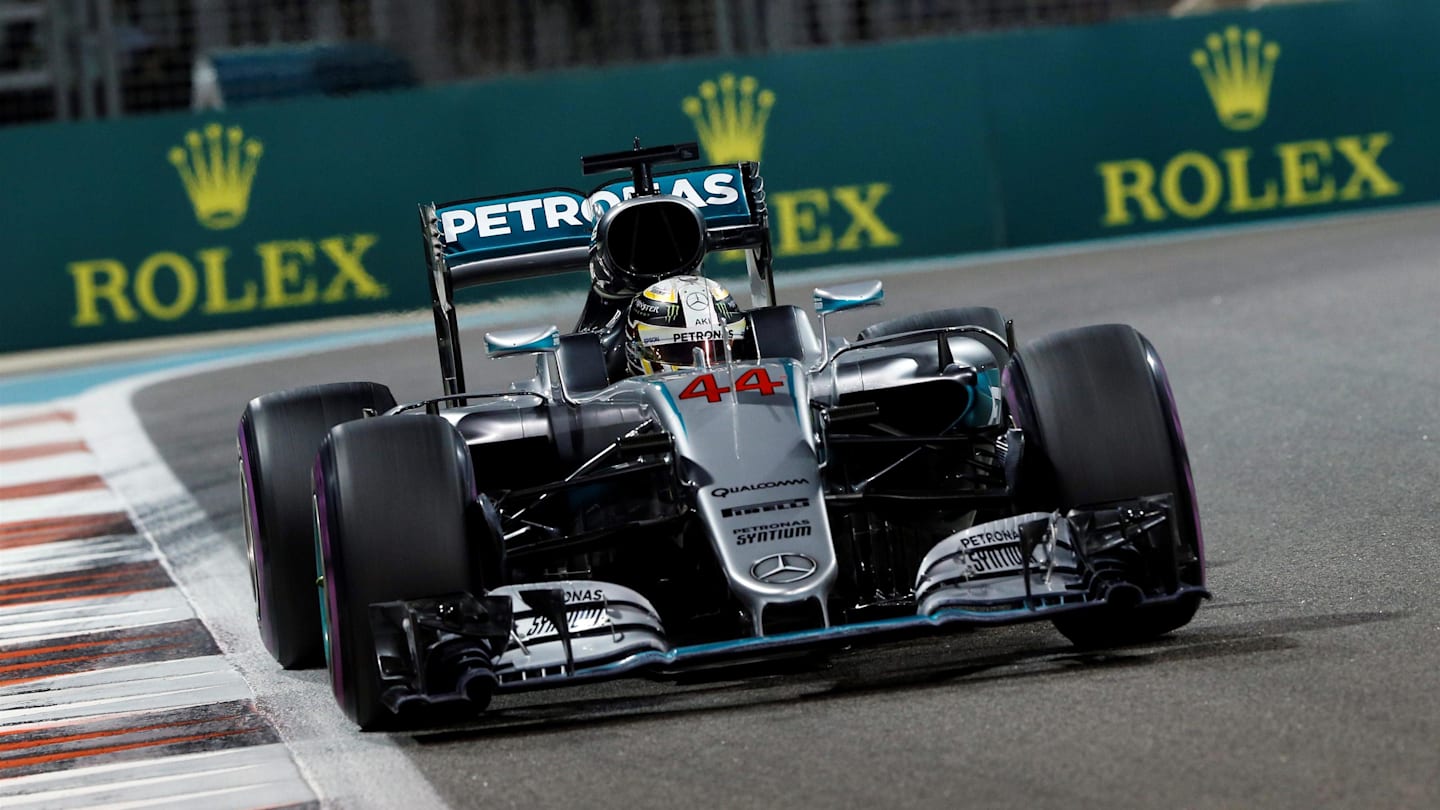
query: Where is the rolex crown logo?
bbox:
[682,73,775,164]
[167,123,264,229]
[1191,26,1280,132]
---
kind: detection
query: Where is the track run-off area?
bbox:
[2,205,1437,808]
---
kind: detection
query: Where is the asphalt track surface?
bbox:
[133,206,1439,809]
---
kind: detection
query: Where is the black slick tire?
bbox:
[239,381,395,668]
[1005,324,1204,647]
[313,415,481,730]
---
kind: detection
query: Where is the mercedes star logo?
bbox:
[750,552,818,585]
[685,290,710,311]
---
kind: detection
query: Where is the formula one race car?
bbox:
[239,142,1207,728]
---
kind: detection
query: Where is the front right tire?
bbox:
[239,382,395,668]
[1004,324,1204,647]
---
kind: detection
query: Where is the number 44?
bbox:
[677,368,785,403]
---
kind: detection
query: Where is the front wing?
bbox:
[370,497,1206,715]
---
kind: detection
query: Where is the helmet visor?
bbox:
[644,339,731,368]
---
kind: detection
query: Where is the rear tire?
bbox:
[858,306,1007,342]
[1004,324,1203,648]
[314,415,483,729]
[239,382,395,668]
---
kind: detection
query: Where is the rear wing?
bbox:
[419,143,774,398]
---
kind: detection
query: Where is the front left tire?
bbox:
[313,414,488,729]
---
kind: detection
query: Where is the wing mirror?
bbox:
[485,325,562,398]
[484,325,560,358]
[484,325,606,405]
[813,280,884,352]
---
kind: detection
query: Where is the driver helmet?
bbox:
[626,275,747,375]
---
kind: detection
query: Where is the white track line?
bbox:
[0,404,63,422]
[0,653,239,697]
[0,589,197,644]
[0,656,253,724]
[0,744,313,809]
[0,419,83,450]
[0,489,128,522]
[0,453,99,487]
[0,535,158,580]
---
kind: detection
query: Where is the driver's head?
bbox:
[625,276,747,375]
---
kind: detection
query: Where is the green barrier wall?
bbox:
[986,1,1439,244]
[2,0,1435,353]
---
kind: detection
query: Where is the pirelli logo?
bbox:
[721,497,809,519]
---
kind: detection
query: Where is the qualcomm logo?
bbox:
[168,123,264,230]
[1191,26,1281,132]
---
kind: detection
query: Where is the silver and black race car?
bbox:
[239,142,1207,729]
